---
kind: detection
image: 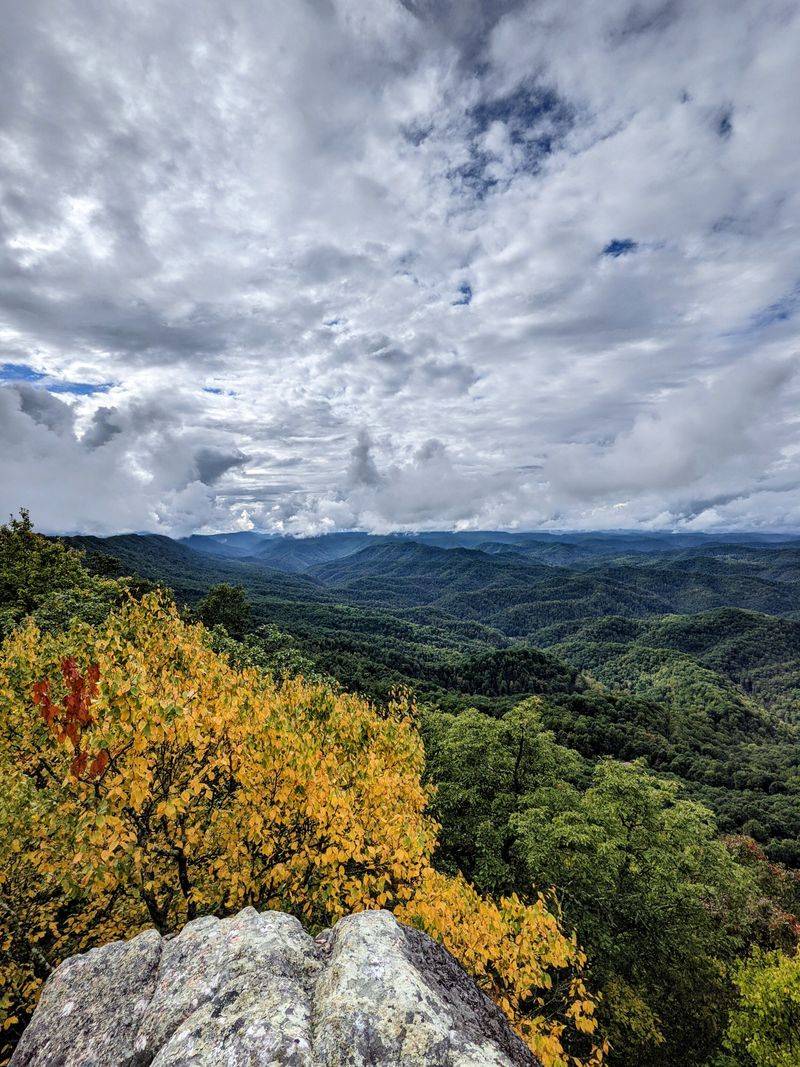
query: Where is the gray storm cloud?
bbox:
[1,0,799,534]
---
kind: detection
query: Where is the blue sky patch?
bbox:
[48,380,112,395]
[452,282,473,306]
[469,85,573,177]
[0,363,112,394]
[450,83,574,199]
[471,84,565,137]
[0,362,46,382]
[717,106,733,139]
[748,283,800,331]
[449,149,499,200]
[602,238,639,257]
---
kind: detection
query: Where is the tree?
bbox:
[195,582,251,638]
[422,702,778,1066]
[400,867,606,1067]
[724,837,800,953]
[723,948,800,1066]
[0,511,124,638]
[210,622,323,682]
[513,760,761,1065]
[421,701,584,893]
[0,595,603,1066]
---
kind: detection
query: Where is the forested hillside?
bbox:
[3,517,799,1066]
[61,528,800,862]
[543,609,800,722]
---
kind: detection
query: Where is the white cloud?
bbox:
[0,383,242,535]
[1,0,799,534]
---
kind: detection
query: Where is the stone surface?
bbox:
[12,908,538,1066]
[10,928,162,1067]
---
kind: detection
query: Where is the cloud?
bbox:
[82,406,123,449]
[12,383,76,436]
[348,430,382,488]
[543,358,798,502]
[193,447,249,486]
[270,433,517,535]
[0,0,799,534]
[0,383,249,535]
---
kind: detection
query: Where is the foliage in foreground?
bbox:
[722,947,800,1066]
[423,704,800,1066]
[0,510,126,639]
[0,593,604,1066]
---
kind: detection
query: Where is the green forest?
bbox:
[2,515,800,1066]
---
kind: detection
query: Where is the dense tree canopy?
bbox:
[0,511,125,638]
[722,947,800,1066]
[195,581,252,638]
[514,761,760,1065]
[423,702,798,1066]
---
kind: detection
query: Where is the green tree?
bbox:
[0,510,124,637]
[723,948,800,1066]
[422,702,774,1066]
[513,760,759,1065]
[421,701,584,893]
[195,582,251,638]
[210,623,324,682]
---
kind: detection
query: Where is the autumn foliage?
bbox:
[0,594,603,1065]
[31,658,109,781]
[398,868,603,1066]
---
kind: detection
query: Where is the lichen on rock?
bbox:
[11,908,539,1066]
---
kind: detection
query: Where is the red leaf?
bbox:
[87,749,109,779]
[31,679,49,706]
[70,751,88,778]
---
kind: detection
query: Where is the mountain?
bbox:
[180,531,274,558]
[179,528,800,575]
[61,533,326,604]
[309,540,799,630]
[251,532,381,572]
[542,607,800,724]
[62,534,800,710]
[58,533,513,703]
[180,530,374,570]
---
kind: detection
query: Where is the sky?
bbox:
[1,0,800,536]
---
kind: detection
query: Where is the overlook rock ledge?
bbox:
[11,907,539,1067]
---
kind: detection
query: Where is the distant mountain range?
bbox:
[63,529,800,630]
[178,528,800,573]
[60,529,800,721]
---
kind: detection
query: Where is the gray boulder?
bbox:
[11,908,539,1066]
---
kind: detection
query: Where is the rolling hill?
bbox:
[52,529,800,862]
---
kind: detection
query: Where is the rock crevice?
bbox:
[11,908,538,1066]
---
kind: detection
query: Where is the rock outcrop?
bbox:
[11,907,539,1066]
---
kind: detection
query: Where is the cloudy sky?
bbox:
[1,0,799,535]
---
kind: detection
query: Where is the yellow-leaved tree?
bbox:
[0,594,604,1066]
